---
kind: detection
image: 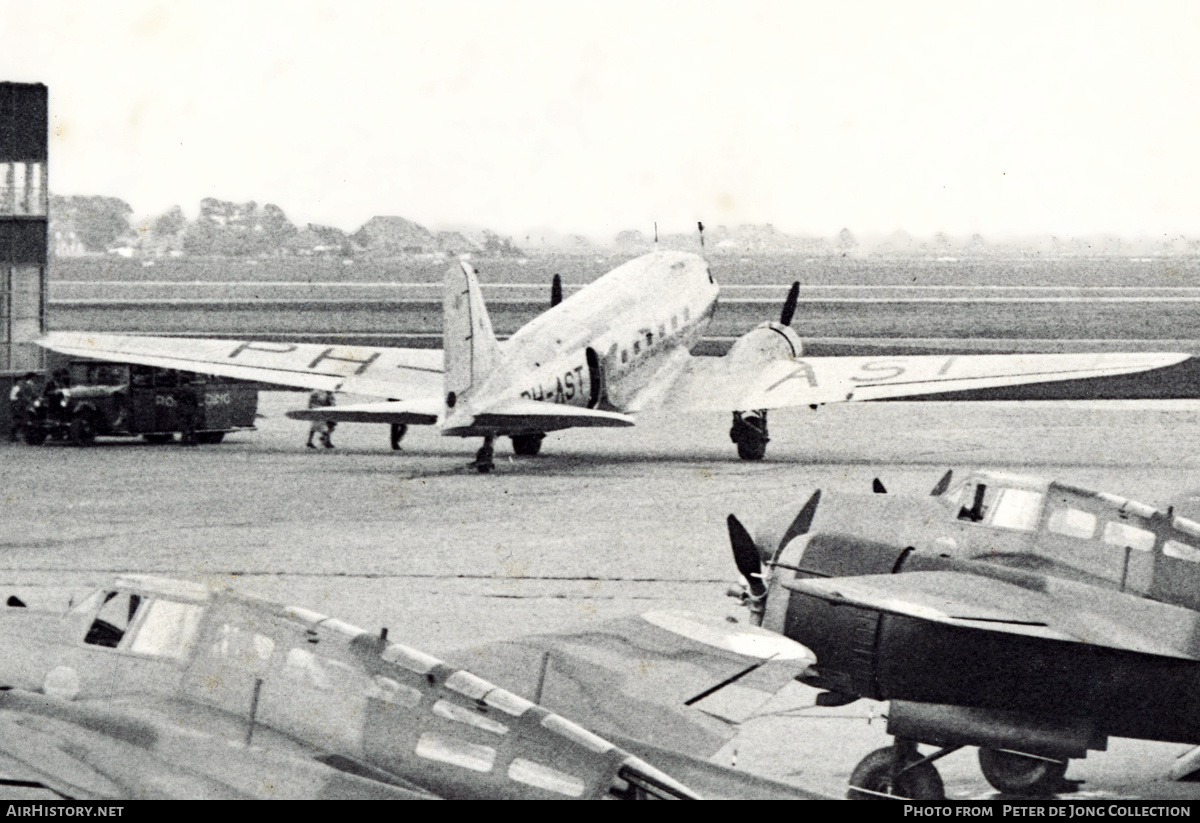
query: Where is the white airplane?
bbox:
[39,249,1189,472]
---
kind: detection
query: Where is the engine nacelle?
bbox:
[723,322,804,371]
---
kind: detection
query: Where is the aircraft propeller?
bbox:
[551,274,563,307]
[727,514,766,600]
[780,282,800,327]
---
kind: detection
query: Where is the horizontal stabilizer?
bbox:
[447,398,635,435]
[286,398,441,425]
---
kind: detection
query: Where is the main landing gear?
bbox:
[730,410,769,460]
[510,433,545,457]
[846,742,1073,799]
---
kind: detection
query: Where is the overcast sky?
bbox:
[3,0,1199,240]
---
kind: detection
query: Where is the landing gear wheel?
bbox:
[730,411,769,460]
[69,413,96,446]
[978,748,1068,796]
[848,746,946,800]
[510,433,545,457]
[472,436,496,473]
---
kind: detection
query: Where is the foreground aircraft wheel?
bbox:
[978,748,1068,796]
[510,433,545,457]
[69,413,97,446]
[848,746,945,800]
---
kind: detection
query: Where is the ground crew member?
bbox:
[178,386,199,446]
[306,390,336,449]
[8,372,38,443]
[390,423,407,451]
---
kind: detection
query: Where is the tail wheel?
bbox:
[69,412,97,446]
[848,746,945,800]
[510,433,545,456]
[978,748,1068,796]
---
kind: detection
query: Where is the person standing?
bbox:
[306,390,337,449]
[9,372,38,443]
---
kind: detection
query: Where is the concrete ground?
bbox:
[4,392,1200,799]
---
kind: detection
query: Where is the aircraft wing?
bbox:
[0,690,436,800]
[671,351,1190,411]
[38,332,443,399]
[286,397,442,425]
[442,610,816,767]
[786,571,1199,661]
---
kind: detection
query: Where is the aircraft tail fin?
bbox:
[443,260,503,403]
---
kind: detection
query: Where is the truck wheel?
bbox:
[197,432,225,444]
[978,748,1067,796]
[22,427,47,446]
[69,413,97,446]
[143,434,174,444]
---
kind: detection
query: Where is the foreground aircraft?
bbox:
[39,249,1189,471]
[725,470,1200,799]
[0,575,818,799]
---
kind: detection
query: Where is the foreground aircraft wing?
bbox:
[286,397,443,425]
[671,352,1190,411]
[786,571,1199,660]
[442,609,817,792]
[0,690,435,800]
[38,332,443,399]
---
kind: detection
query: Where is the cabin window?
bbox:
[645,331,653,347]
[85,592,143,648]
[508,758,586,797]
[1046,507,1097,540]
[671,316,678,331]
[1165,540,1200,563]
[365,675,423,708]
[989,489,1043,532]
[1103,521,1156,552]
[432,699,509,735]
[633,341,640,356]
[128,599,204,659]
[415,733,496,772]
[620,349,628,364]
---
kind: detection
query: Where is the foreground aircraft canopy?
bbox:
[39,250,1189,470]
[0,576,818,800]
[726,470,1200,799]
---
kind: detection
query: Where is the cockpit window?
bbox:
[128,599,204,659]
[84,592,143,648]
[1047,507,1097,540]
[989,489,1044,532]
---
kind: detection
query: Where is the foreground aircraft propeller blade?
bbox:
[774,489,822,561]
[872,479,887,494]
[551,274,563,307]
[780,282,800,326]
[728,514,766,598]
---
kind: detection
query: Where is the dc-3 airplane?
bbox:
[38,248,1189,471]
[0,575,820,799]
[726,469,1200,799]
